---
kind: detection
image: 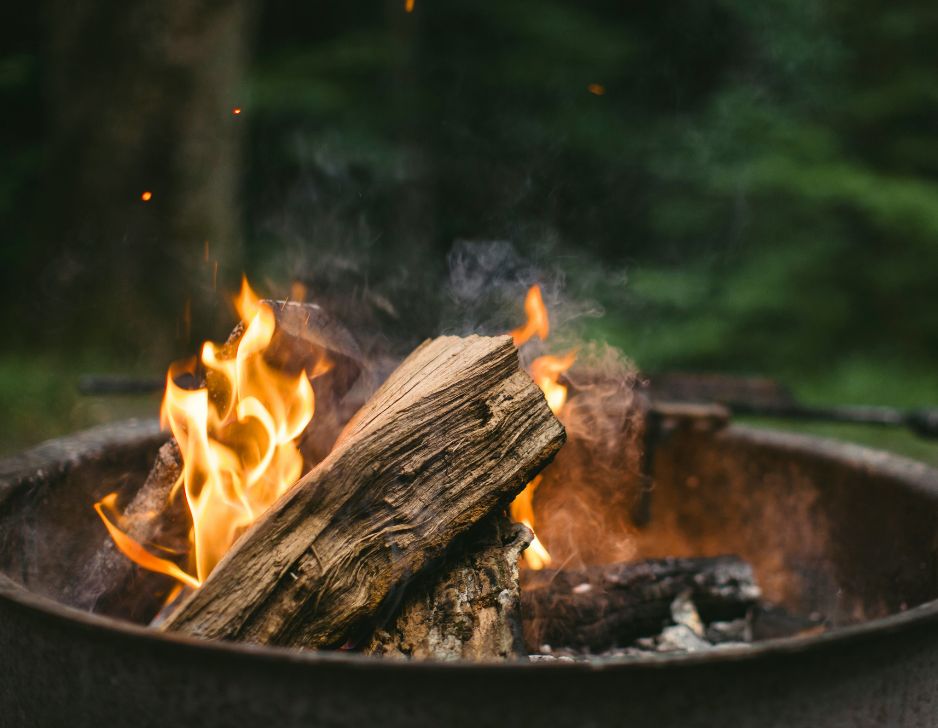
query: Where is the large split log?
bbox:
[163,334,565,648]
[366,512,531,661]
[522,556,761,652]
[75,301,367,623]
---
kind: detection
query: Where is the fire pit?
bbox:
[3,411,938,727]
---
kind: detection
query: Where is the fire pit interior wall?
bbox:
[632,420,938,626]
[0,421,168,607]
[3,416,938,632]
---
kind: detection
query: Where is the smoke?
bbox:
[279,236,647,569]
[537,343,645,569]
[440,240,646,569]
[440,240,601,339]
[2,230,647,634]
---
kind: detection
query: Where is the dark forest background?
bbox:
[2,0,938,460]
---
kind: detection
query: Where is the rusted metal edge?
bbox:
[0,419,168,510]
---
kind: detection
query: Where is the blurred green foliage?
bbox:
[243,0,938,373]
[2,0,938,461]
[0,353,157,456]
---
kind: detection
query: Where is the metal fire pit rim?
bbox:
[5,417,938,672]
[3,567,938,673]
[718,422,938,497]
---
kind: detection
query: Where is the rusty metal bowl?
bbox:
[2,417,938,727]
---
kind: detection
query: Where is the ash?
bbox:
[530,592,825,662]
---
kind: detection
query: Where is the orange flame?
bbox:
[511,284,549,346]
[96,277,317,588]
[509,476,552,570]
[510,285,575,569]
[405,0,415,11]
[95,494,200,589]
[530,350,577,414]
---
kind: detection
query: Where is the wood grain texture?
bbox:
[163,335,566,648]
[366,512,531,661]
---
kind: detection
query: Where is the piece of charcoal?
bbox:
[706,618,752,644]
[751,604,826,641]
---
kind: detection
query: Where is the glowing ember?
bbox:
[95,277,318,587]
[587,83,606,96]
[140,191,153,202]
[232,107,242,115]
[405,0,415,12]
[510,284,576,569]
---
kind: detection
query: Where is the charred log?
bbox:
[367,512,531,661]
[522,556,760,652]
[162,335,566,649]
[66,440,187,621]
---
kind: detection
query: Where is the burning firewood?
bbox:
[521,556,761,652]
[367,511,531,661]
[162,334,565,648]
[361,294,644,661]
[79,297,368,622]
[68,439,188,621]
[221,298,371,465]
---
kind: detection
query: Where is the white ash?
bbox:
[670,591,704,637]
[529,593,756,661]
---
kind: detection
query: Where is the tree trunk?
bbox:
[38,0,253,351]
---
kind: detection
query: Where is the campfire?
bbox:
[94,280,322,594]
[3,287,938,723]
[46,277,827,661]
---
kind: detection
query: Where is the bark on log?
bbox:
[521,556,760,652]
[163,335,565,648]
[366,512,531,661]
[242,299,365,388]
